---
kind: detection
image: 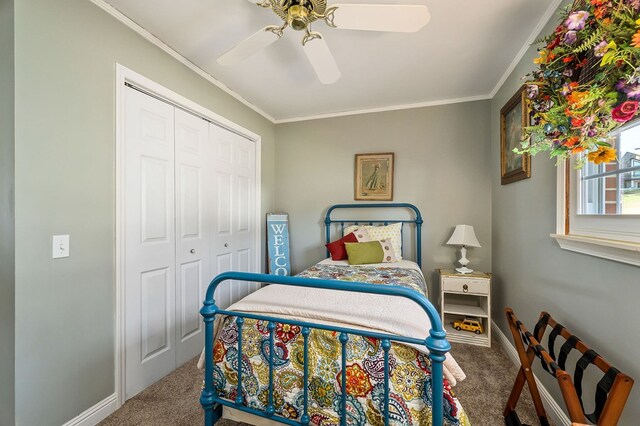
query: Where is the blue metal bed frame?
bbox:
[200,203,450,426]
[324,203,423,267]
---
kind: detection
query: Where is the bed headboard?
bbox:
[324,203,424,268]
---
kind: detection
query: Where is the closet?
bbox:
[122,86,259,399]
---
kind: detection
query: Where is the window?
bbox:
[632,159,640,179]
[553,121,640,266]
[578,123,640,215]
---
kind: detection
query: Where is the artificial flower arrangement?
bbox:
[521,0,640,166]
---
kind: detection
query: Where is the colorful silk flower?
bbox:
[565,11,590,30]
[520,1,640,166]
[588,146,618,164]
[611,100,639,122]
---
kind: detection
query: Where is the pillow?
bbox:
[344,241,384,265]
[378,238,399,263]
[344,222,403,259]
[325,232,358,261]
[349,226,371,242]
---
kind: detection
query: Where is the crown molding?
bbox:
[88,0,276,123]
[273,94,492,124]
[489,0,563,98]
[89,0,562,125]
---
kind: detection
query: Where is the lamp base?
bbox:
[455,246,474,274]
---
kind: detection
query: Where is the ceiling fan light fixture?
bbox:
[287,5,310,31]
[224,0,431,84]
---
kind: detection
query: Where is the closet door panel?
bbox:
[175,108,212,367]
[209,124,258,307]
[141,158,171,242]
[179,260,201,340]
[233,134,257,295]
[124,87,176,399]
[214,168,233,308]
[179,165,200,238]
[211,124,234,309]
[140,267,171,361]
[215,253,233,309]
[237,248,251,299]
[216,172,233,235]
[237,175,251,233]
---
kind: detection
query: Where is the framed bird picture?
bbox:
[354,152,394,201]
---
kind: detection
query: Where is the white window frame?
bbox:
[552,161,640,266]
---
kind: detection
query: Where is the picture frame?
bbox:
[500,85,531,185]
[354,152,394,201]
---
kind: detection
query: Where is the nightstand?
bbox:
[438,269,491,347]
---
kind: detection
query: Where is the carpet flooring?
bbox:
[100,337,546,425]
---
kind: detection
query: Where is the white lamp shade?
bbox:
[446,225,481,247]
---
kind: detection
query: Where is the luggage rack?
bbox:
[503,308,633,426]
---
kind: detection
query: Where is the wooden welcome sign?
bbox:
[267,213,290,276]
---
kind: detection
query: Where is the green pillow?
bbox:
[344,241,384,265]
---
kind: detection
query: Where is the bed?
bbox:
[199,203,470,426]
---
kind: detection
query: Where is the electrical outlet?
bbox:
[52,235,70,259]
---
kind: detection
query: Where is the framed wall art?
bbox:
[500,85,532,185]
[354,152,394,201]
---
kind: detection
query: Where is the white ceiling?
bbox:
[103,0,558,122]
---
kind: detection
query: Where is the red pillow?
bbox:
[325,232,359,261]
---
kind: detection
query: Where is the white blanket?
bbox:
[198,260,466,385]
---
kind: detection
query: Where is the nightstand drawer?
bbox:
[442,277,489,295]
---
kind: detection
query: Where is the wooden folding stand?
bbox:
[503,308,634,426]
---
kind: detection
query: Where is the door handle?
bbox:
[224,243,229,248]
[190,249,195,254]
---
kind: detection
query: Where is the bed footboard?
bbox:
[200,272,450,426]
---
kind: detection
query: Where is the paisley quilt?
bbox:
[210,264,471,425]
[296,264,428,296]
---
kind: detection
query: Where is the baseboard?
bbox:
[61,393,118,426]
[492,321,572,426]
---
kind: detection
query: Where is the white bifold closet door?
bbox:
[123,86,257,399]
[174,108,213,367]
[209,123,260,309]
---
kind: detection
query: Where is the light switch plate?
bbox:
[52,235,70,259]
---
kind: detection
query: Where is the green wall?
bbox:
[0,0,16,424]
[275,101,493,294]
[12,0,275,424]
[8,0,639,423]
[490,2,639,421]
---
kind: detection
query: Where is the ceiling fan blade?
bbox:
[331,4,430,33]
[218,27,281,66]
[302,36,341,84]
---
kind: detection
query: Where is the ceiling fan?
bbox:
[217,0,431,84]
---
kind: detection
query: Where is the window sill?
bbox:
[551,234,640,267]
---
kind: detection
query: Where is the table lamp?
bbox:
[446,225,481,274]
